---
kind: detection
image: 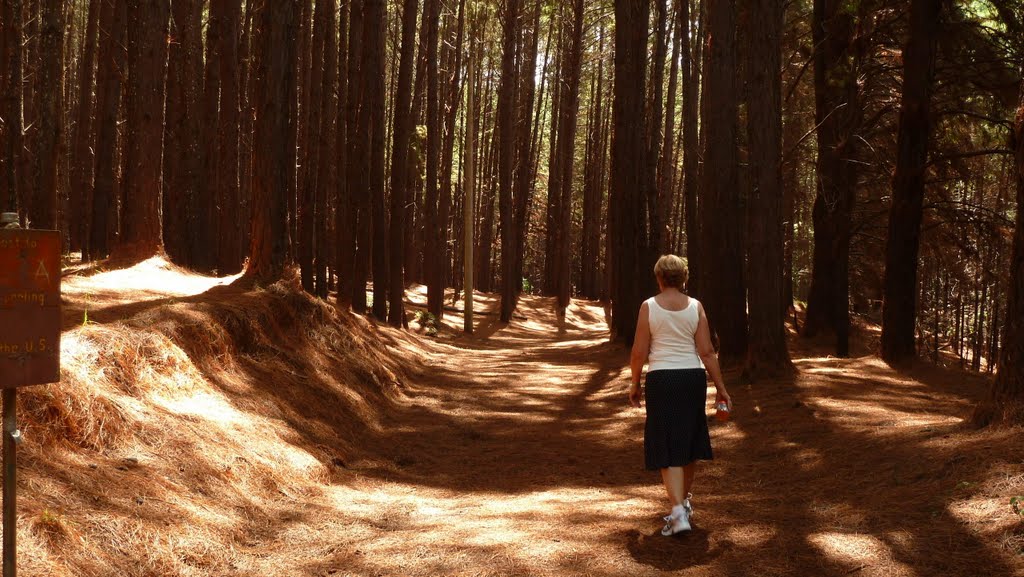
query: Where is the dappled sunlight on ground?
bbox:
[12,260,1024,576]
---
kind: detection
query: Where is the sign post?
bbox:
[0,213,61,577]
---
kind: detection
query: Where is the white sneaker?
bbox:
[684,493,694,519]
[660,507,691,536]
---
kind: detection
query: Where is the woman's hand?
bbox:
[629,382,642,408]
[716,388,732,411]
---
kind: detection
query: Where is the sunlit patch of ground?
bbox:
[11,260,1024,576]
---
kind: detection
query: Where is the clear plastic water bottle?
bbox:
[715,399,730,422]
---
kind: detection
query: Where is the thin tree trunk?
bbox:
[497,0,521,322]
[345,0,368,311]
[72,0,101,253]
[315,0,338,298]
[423,0,442,317]
[366,0,388,320]
[581,21,606,300]
[661,0,681,252]
[337,0,354,306]
[647,0,668,255]
[682,0,699,291]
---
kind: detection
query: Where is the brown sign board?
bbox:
[0,229,61,388]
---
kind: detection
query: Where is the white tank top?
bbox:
[646,295,705,371]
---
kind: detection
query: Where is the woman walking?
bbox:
[628,255,732,536]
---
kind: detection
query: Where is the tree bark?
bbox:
[72,0,101,253]
[90,0,127,260]
[388,0,419,326]
[315,0,338,298]
[118,0,169,260]
[298,0,318,292]
[347,0,370,312]
[366,0,388,320]
[554,0,584,314]
[699,0,747,358]
[580,20,606,301]
[804,0,861,357]
[646,0,668,256]
[246,0,296,281]
[513,0,542,296]
[29,0,62,230]
[216,0,244,275]
[744,0,792,379]
[682,0,700,292]
[610,0,649,343]
[0,0,23,215]
[497,0,520,323]
[166,0,203,266]
[881,0,942,365]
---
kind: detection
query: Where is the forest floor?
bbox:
[11,258,1024,576]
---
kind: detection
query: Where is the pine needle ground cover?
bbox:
[4,258,1021,576]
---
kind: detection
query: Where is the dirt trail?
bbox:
[241,293,1022,577]
[43,266,1024,576]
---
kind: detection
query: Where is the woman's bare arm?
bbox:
[629,302,651,407]
[695,302,732,409]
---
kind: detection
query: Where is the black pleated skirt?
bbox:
[644,368,714,470]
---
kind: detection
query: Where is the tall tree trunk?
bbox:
[554,0,584,314]
[881,0,942,365]
[744,0,792,378]
[513,0,542,296]
[804,0,861,357]
[0,0,23,215]
[315,0,338,298]
[438,0,466,310]
[610,0,649,343]
[497,0,521,323]
[29,0,62,230]
[246,0,296,281]
[90,0,127,260]
[72,0,101,253]
[699,0,747,358]
[422,0,443,317]
[682,0,700,291]
[660,0,681,252]
[388,0,419,326]
[337,0,354,307]
[646,0,668,256]
[299,0,319,292]
[166,0,203,266]
[118,0,169,260]
[366,0,388,320]
[580,21,606,300]
[216,0,243,274]
[348,0,370,312]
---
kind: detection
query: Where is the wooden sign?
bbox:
[0,229,61,388]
